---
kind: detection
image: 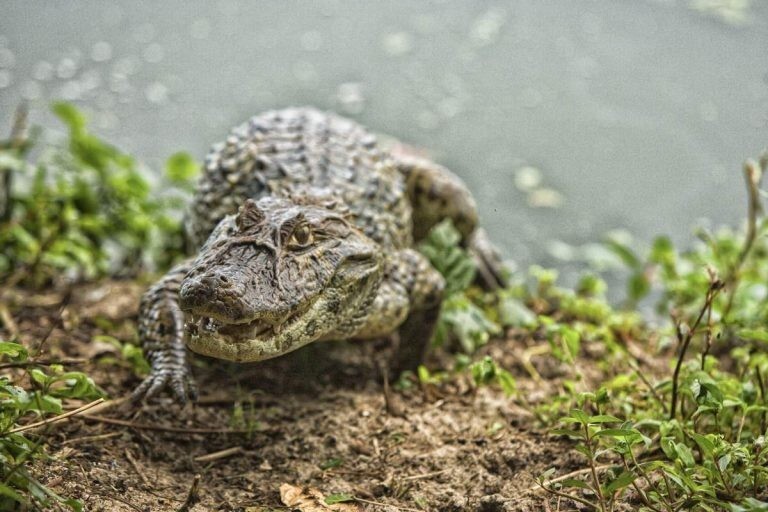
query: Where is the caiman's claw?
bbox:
[131,366,198,404]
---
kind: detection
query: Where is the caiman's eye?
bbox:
[288,224,313,249]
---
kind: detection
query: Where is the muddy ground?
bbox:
[2,280,653,511]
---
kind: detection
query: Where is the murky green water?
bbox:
[1,0,767,269]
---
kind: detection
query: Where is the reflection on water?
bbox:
[1,0,766,269]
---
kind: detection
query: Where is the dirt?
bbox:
[1,280,624,511]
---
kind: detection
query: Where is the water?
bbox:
[1,0,767,270]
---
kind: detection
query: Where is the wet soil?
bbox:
[2,280,648,511]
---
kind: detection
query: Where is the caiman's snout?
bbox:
[179,271,241,315]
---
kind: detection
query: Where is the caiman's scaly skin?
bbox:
[133,107,504,402]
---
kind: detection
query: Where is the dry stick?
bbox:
[60,431,121,446]
[585,423,607,512]
[81,414,250,434]
[8,398,105,434]
[757,365,767,436]
[534,480,600,511]
[0,302,19,338]
[380,362,404,417]
[0,103,28,223]
[176,474,202,512]
[400,468,449,481]
[700,288,716,371]
[723,159,763,321]
[628,360,667,414]
[124,448,151,487]
[100,493,145,512]
[524,464,617,494]
[0,358,87,370]
[193,446,243,463]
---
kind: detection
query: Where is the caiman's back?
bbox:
[186,107,413,250]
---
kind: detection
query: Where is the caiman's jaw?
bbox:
[184,292,325,362]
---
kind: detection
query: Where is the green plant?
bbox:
[539,153,768,511]
[0,340,103,510]
[0,103,194,508]
[469,355,516,396]
[0,103,196,288]
[419,219,501,353]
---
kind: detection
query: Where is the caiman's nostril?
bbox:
[179,278,214,309]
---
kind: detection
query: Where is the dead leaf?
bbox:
[279,483,360,511]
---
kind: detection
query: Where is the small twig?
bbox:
[100,492,145,512]
[525,464,616,494]
[176,474,201,512]
[380,362,405,417]
[756,365,767,435]
[670,277,723,420]
[60,431,121,446]
[700,293,716,371]
[193,446,243,463]
[534,480,600,511]
[124,448,151,487]
[628,360,667,414]
[0,358,87,370]
[81,414,250,435]
[0,302,19,338]
[723,158,764,321]
[521,343,549,384]
[584,423,607,512]
[400,468,449,481]
[32,290,72,358]
[8,398,105,434]
[1,103,28,223]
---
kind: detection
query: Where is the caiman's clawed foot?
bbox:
[131,364,198,404]
[134,259,197,404]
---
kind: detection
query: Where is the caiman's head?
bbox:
[178,196,382,362]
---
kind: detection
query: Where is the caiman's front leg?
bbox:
[349,249,445,375]
[132,259,198,403]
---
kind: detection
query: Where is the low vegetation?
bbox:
[0,103,766,510]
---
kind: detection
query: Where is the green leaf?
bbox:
[628,272,650,302]
[567,409,589,425]
[604,238,641,269]
[0,341,28,362]
[325,493,355,504]
[738,328,768,344]
[496,369,517,396]
[0,481,28,505]
[690,433,715,457]
[604,470,636,494]
[587,414,622,424]
[559,478,591,490]
[674,442,695,468]
[165,152,199,184]
[319,458,343,470]
[550,428,585,439]
[497,294,536,327]
[419,220,476,295]
[52,102,86,135]
[718,453,731,472]
[594,428,642,441]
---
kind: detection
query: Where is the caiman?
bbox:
[133,107,505,402]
